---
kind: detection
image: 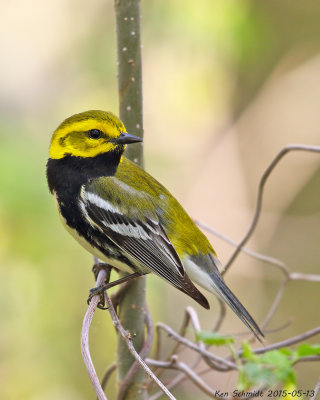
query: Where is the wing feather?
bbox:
[80,183,209,309]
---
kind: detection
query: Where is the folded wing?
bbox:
[79,181,209,309]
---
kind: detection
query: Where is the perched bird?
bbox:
[46,110,263,340]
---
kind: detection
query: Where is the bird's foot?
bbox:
[88,267,146,310]
[87,284,109,310]
[89,262,112,309]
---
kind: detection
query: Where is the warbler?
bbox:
[46,110,263,340]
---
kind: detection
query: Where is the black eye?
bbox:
[88,129,103,139]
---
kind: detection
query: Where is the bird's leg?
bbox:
[92,262,113,283]
[88,265,145,310]
[89,262,113,309]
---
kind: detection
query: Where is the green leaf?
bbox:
[241,341,259,362]
[196,331,234,346]
[237,364,256,390]
[275,366,296,385]
[260,350,291,368]
[284,370,297,386]
[239,346,297,390]
[237,361,277,390]
[295,343,320,357]
[279,347,294,357]
[259,350,295,384]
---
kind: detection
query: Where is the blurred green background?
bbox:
[1,0,320,398]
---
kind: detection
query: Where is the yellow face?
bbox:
[49,110,127,159]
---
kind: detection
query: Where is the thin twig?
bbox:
[155,306,228,373]
[260,278,289,330]
[260,268,320,330]
[184,307,227,371]
[117,304,154,400]
[186,306,202,333]
[110,282,129,310]
[196,220,286,269]
[156,322,237,370]
[153,307,198,378]
[227,318,292,341]
[238,326,320,356]
[151,307,194,390]
[290,272,320,282]
[223,144,320,274]
[262,319,292,334]
[100,363,117,393]
[149,357,204,400]
[293,356,320,365]
[81,269,108,400]
[150,307,206,396]
[166,307,204,361]
[213,298,227,332]
[311,377,320,400]
[147,357,225,399]
[149,362,197,400]
[104,287,176,400]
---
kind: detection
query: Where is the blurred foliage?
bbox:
[1,0,320,398]
[197,332,320,393]
[196,330,234,346]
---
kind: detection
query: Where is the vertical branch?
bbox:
[114,1,147,399]
[115,0,144,166]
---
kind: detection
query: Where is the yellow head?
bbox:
[49,110,141,159]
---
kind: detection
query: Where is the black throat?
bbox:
[46,150,123,198]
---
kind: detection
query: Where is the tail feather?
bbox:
[214,273,264,342]
[185,253,264,341]
[208,255,264,342]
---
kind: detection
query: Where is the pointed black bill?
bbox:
[114,132,143,144]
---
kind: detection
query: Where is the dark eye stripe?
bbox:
[87,129,103,139]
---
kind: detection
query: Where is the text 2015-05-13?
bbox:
[214,389,315,398]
